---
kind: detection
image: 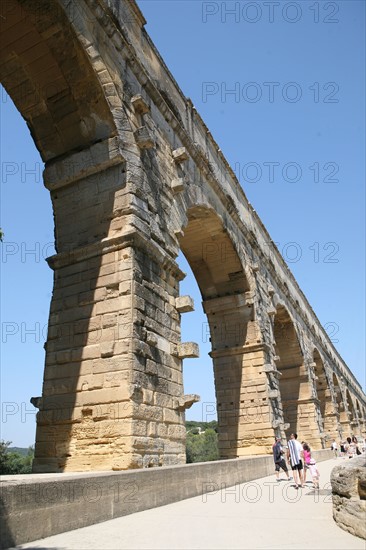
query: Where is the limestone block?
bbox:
[268,389,279,399]
[175,295,194,313]
[131,94,150,114]
[171,178,185,194]
[134,126,155,149]
[176,394,200,411]
[146,331,158,347]
[331,456,366,539]
[100,341,115,358]
[176,342,199,359]
[172,147,189,162]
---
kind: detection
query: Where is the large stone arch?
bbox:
[1,0,139,472]
[179,206,273,457]
[0,0,118,161]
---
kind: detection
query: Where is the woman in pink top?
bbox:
[302,442,312,483]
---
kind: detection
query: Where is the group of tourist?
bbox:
[272,433,320,489]
[331,436,363,458]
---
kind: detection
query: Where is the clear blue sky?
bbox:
[0,1,365,446]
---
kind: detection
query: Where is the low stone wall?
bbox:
[0,449,332,549]
[331,455,366,540]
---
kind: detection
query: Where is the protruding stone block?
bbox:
[268,285,275,295]
[134,126,155,149]
[177,342,199,359]
[131,94,150,114]
[176,394,200,411]
[175,295,194,313]
[252,263,259,272]
[146,331,158,346]
[172,147,189,162]
[263,364,281,377]
[30,397,42,409]
[171,177,185,194]
[267,307,276,316]
[268,389,279,399]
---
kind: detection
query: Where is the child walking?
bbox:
[309,458,320,489]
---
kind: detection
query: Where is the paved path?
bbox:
[13,458,364,550]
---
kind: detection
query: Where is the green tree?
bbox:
[186,428,219,463]
[0,441,34,474]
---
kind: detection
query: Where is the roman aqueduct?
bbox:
[1,0,365,472]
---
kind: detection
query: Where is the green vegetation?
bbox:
[186,420,219,463]
[0,441,34,474]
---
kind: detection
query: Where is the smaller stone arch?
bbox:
[333,374,350,438]
[355,400,365,429]
[273,306,322,447]
[344,389,359,436]
[312,350,339,443]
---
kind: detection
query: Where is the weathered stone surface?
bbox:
[177,394,200,411]
[331,456,366,539]
[0,0,364,473]
[176,342,200,359]
[172,147,189,162]
[175,295,194,313]
[171,177,185,194]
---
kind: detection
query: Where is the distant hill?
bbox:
[8,447,32,456]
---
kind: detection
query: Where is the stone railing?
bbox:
[331,456,366,539]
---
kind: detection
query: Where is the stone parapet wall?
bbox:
[0,450,332,549]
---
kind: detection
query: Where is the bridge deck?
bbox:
[12,458,364,550]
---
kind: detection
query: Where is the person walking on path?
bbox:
[308,457,320,489]
[287,432,304,489]
[272,436,291,482]
[331,439,338,458]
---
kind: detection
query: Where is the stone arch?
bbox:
[179,206,271,457]
[273,306,322,447]
[345,389,358,435]
[312,349,338,442]
[332,373,348,438]
[0,1,117,162]
[1,1,134,472]
[355,400,365,435]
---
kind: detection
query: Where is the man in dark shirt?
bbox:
[273,436,291,482]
